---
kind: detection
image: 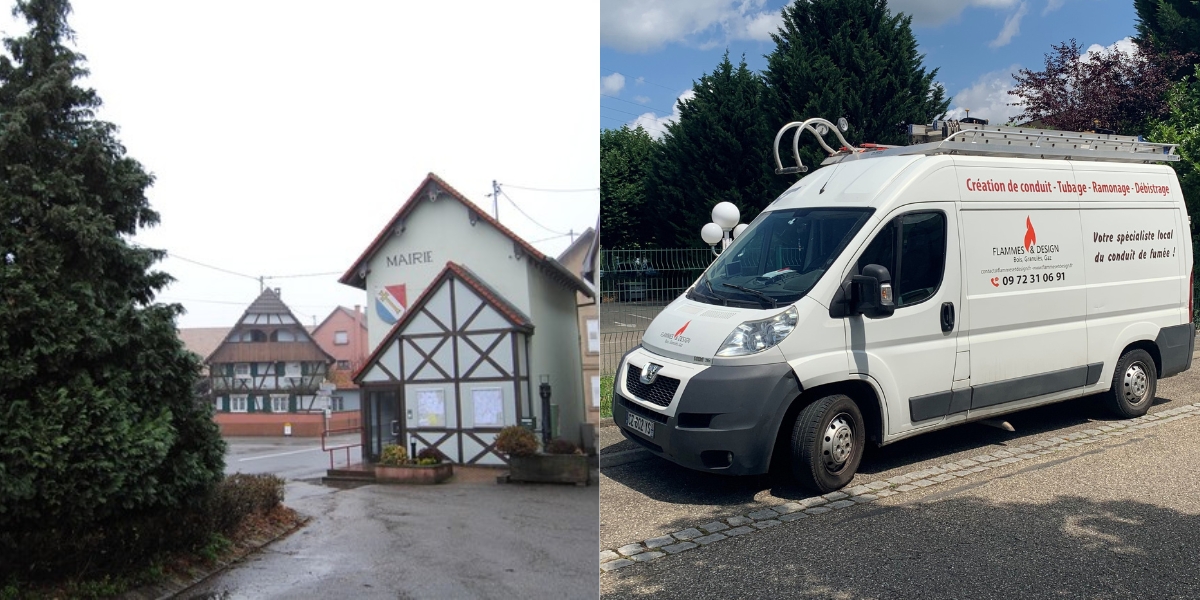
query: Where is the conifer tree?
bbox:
[0,0,225,561]
[764,0,949,173]
[648,52,786,248]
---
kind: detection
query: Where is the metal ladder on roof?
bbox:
[773,118,1180,175]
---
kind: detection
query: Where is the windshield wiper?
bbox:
[722,283,777,309]
[703,277,730,306]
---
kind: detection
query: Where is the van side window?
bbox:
[857,211,946,308]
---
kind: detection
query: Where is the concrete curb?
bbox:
[600,403,1200,573]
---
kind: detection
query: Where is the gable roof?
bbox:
[206,288,335,364]
[178,327,230,361]
[339,172,593,298]
[312,305,368,335]
[353,261,534,384]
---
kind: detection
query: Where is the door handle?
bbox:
[940,302,955,332]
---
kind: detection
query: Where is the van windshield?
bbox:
[690,207,874,308]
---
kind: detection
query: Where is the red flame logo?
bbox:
[674,321,691,338]
[1023,216,1036,251]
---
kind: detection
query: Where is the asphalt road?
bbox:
[185,473,599,600]
[601,360,1200,598]
[223,435,362,481]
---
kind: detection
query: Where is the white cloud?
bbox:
[634,95,650,103]
[889,0,1020,27]
[988,1,1027,47]
[943,64,1024,124]
[1083,36,1136,59]
[635,76,645,85]
[601,72,626,94]
[601,0,783,53]
[630,90,695,138]
[1042,0,1067,15]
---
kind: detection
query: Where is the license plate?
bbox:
[626,411,655,438]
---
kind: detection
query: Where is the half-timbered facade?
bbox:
[356,263,533,465]
[342,173,594,464]
[208,288,334,435]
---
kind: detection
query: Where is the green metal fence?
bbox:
[599,249,715,375]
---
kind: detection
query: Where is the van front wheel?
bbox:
[790,394,865,493]
[1105,349,1157,418]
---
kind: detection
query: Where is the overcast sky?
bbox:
[1,1,599,328]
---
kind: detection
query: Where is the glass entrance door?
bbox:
[366,389,399,462]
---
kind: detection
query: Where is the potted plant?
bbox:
[374,444,453,484]
[495,426,589,485]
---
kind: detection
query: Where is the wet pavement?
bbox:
[223,435,362,481]
[185,470,598,600]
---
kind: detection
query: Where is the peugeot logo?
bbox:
[640,363,663,385]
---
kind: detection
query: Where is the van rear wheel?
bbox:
[790,394,865,493]
[1105,349,1157,418]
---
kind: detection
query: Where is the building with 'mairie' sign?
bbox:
[340,173,594,466]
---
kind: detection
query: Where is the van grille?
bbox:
[626,365,680,408]
[618,395,668,424]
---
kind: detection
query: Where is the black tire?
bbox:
[1104,349,1157,418]
[790,394,865,493]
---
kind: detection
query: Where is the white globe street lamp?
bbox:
[701,201,745,255]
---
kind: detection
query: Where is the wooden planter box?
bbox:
[508,454,589,485]
[374,463,453,484]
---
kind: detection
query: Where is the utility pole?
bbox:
[569,229,575,244]
[491,180,501,220]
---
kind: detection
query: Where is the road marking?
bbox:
[630,314,653,320]
[238,447,324,462]
[613,322,639,328]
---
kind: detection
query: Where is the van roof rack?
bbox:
[773,118,1180,174]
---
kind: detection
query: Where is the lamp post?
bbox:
[539,375,552,444]
[702,202,745,256]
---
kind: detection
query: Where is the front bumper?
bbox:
[612,347,801,475]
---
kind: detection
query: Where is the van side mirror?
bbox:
[848,264,895,318]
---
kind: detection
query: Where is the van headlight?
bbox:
[716,306,799,357]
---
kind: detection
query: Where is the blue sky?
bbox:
[601,0,1138,135]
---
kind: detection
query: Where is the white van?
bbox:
[613,118,1195,493]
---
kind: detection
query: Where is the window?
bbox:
[693,208,875,307]
[230,395,248,413]
[337,360,351,370]
[331,396,345,412]
[214,397,222,413]
[285,362,301,377]
[241,329,267,342]
[592,375,601,409]
[586,319,599,354]
[271,329,296,342]
[857,211,947,308]
[271,394,289,413]
[234,363,251,379]
[334,331,349,345]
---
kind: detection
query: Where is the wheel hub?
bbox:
[822,414,854,470]
[1123,362,1149,405]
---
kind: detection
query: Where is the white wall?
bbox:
[363,192,533,350]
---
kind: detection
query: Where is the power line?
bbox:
[498,189,569,236]
[601,104,655,119]
[529,233,573,244]
[501,183,598,194]
[602,67,679,93]
[167,253,259,282]
[263,271,343,280]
